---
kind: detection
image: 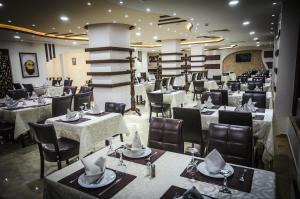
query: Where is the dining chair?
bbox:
[162,78,169,89]
[147,92,171,121]
[196,72,202,80]
[247,81,263,91]
[154,79,162,91]
[193,80,205,101]
[148,117,184,153]
[253,76,265,84]
[210,89,228,106]
[173,107,206,156]
[7,89,28,100]
[0,119,14,144]
[191,73,197,82]
[63,79,73,86]
[74,92,91,111]
[52,95,73,117]
[169,77,175,87]
[22,84,34,96]
[52,79,58,86]
[28,122,79,178]
[203,71,208,79]
[104,102,126,142]
[207,123,253,167]
[13,83,22,90]
[218,110,253,128]
[227,81,241,91]
[172,86,185,91]
[213,75,222,87]
[201,92,222,105]
[63,86,77,95]
[242,93,267,109]
[141,72,147,81]
[237,76,248,84]
[78,86,93,94]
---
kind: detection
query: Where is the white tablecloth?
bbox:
[46,86,64,97]
[241,83,271,92]
[0,99,52,139]
[45,145,275,199]
[45,113,130,159]
[145,90,186,109]
[189,80,219,92]
[229,73,237,80]
[221,75,230,83]
[228,91,272,109]
[185,104,274,164]
[134,83,155,99]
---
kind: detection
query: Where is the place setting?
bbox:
[194,97,217,115]
[85,104,110,117]
[56,109,91,124]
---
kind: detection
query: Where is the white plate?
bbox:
[78,169,116,189]
[61,115,79,122]
[197,162,234,178]
[123,147,152,159]
[87,110,103,115]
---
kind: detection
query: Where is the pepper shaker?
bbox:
[150,164,156,178]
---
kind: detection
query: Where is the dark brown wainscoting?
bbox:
[89,82,131,88]
[205,55,221,60]
[85,47,134,52]
[87,71,131,76]
[160,53,183,56]
[160,60,182,63]
[162,67,183,70]
[204,64,220,69]
[86,59,130,64]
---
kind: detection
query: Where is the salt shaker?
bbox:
[146,162,152,176]
[150,164,156,178]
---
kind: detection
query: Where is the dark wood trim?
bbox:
[85,47,134,52]
[89,82,131,88]
[190,60,206,63]
[161,74,182,77]
[87,70,131,76]
[159,15,170,18]
[204,64,220,69]
[205,55,221,60]
[190,70,207,73]
[160,53,183,56]
[160,60,182,63]
[162,67,183,70]
[191,65,205,68]
[158,17,181,22]
[190,55,206,58]
[86,59,130,64]
[158,20,187,26]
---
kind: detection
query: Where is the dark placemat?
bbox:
[255,108,265,113]
[58,168,136,199]
[180,159,254,193]
[56,118,91,124]
[160,185,215,199]
[85,112,110,117]
[211,105,221,109]
[108,148,165,165]
[253,115,264,120]
[1,106,28,110]
[201,111,215,115]
[0,103,6,108]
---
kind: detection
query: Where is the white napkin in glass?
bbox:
[132,131,143,149]
[92,104,100,113]
[66,109,77,120]
[205,96,214,108]
[68,89,73,95]
[183,186,203,199]
[204,149,226,174]
[81,157,106,184]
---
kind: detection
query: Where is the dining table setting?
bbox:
[145,89,186,109]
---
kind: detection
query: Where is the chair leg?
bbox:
[156,112,158,117]
[57,160,62,170]
[149,111,152,121]
[120,133,124,142]
[38,145,45,179]
[66,159,70,165]
[193,93,195,101]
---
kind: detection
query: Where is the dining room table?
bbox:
[134,82,155,100]
[145,89,186,109]
[0,98,52,139]
[228,91,273,108]
[188,80,219,92]
[241,83,272,92]
[45,112,130,159]
[185,103,274,165]
[44,144,276,199]
[45,85,64,97]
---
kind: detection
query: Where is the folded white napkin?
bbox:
[204,149,226,174]
[81,157,106,184]
[132,131,143,149]
[68,89,73,95]
[92,104,100,113]
[183,186,203,199]
[66,109,77,119]
[205,96,214,108]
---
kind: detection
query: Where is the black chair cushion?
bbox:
[105,102,126,115]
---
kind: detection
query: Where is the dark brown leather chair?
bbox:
[219,110,253,128]
[169,77,175,87]
[172,86,185,91]
[227,81,241,91]
[191,73,197,81]
[162,78,169,89]
[210,89,228,106]
[78,86,93,94]
[29,122,79,178]
[253,76,265,84]
[247,81,263,91]
[207,123,253,167]
[0,120,14,144]
[242,93,266,109]
[52,79,59,86]
[52,95,73,117]
[173,107,206,156]
[201,92,222,106]
[213,75,222,87]
[74,92,91,111]
[63,86,77,95]
[148,117,183,153]
[13,83,22,90]
[63,79,73,86]
[237,76,248,83]
[7,89,28,100]
[147,92,171,120]
[154,79,162,91]
[193,80,205,101]
[22,84,34,96]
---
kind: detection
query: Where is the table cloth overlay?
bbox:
[45,146,275,199]
[160,185,215,199]
[228,91,272,108]
[134,82,155,99]
[186,104,274,164]
[46,86,64,97]
[189,81,219,92]
[46,113,130,159]
[0,98,52,139]
[241,83,271,92]
[145,90,186,109]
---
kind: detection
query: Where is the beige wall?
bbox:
[223,49,265,76]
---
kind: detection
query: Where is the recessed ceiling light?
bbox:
[8,20,12,23]
[134,23,137,26]
[124,14,128,18]
[271,22,274,25]
[242,20,250,26]
[158,25,162,28]
[0,3,3,7]
[190,18,194,21]
[196,23,199,26]
[149,22,153,26]
[174,30,177,33]
[87,2,91,6]
[228,0,239,6]
[151,49,155,52]
[167,28,170,31]
[173,13,176,16]
[113,20,117,23]
[256,41,260,44]
[32,24,36,27]
[204,44,208,46]
[272,2,277,5]
[138,19,141,22]
[52,27,56,30]
[270,27,274,30]
[77,26,81,29]
[119,1,124,5]
[108,9,112,13]
[72,41,77,45]
[60,16,69,22]
[272,14,275,17]
[14,35,20,39]
[253,37,259,41]
[86,22,89,25]
[256,44,260,47]
[135,32,141,36]
[153,36,158,40]
[137,27,141,30]
[249,31,255,35]
[146,8,151,12]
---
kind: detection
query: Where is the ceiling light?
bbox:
[173,13,176,16]
[8,20,12,23]
[52,27,56,30]
[151,50,155,52]
[153,36,158,40]
[272,14,275,17]
[204,44,208,46]
[87,2,91,6]
[242,21,250,26]
[249,31,255,35]
[196,23,199,26]
[228,0,239,6]
[136,32,141,36]
[271,22,274,25]
[134,23,137,26]
[149,22,153,26]
[119,1,124,5]
[137,27,141,30]
[77,26,81,29]
[190,18,194,21]
[270,27,274,30]
[256,41,260,44]
[14,35,21,39]
[72,41,77,45]
[174,30,177,33]
[124,14,128,18]
[146,8,151,12]
[253,37,259,41]
[256,44,260,47]
[32,24,36,27]
[60,16,69,22]
[0,3,3,7]
[272,2,277,5]
[108,9,112,13]
[86,22,89,25]
[113,20,116,23]
[167,28,170,31]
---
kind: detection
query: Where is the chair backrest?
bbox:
[203,71,208,79]
[52,79,58,86]
[172,86,185,91]
[193,80,205,92]
[52,95,73,117]
[201,92,222,105]
[192,73,197,81]
[253,76,265,84]
[64,79,73,86]
[29,122,58,145]
[227,81,241,91]
[237,76,248,83]
[162,78,169,88]
[7,89,28,100]
[147,92,163,105]
[22,84,34,96]
[247,81,263,91]
[13,83,22,90]
[148,117,183,153]
[74,92,91,111]
[207,123,253,167]
[245,90,267,95]
[140,72,147,81]
[154,79,162,91]
[213,75,222,82]
[210,89,228,106]
[242,93,267,108]
[105,102,126,115]
[63,86,77,95]
[173,108,203,144]
[79,86,93,94]
[169,77,175,86]
[219,110,253,127]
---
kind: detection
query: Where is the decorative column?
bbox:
[190,44,206,72]
[205,50,221,78]
[85,23,133,110]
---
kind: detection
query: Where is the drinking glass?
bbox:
[106,137,114,155]
[186,162,197,183]
[219,169,232,194]
[83,103,88,111]
[79,106,84,118]
[116,148,127,176]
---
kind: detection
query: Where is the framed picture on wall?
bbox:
[72,57,76,65]
[19,52,39,78]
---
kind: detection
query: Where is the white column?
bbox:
[86,23,132,110]
[190,44,205,72]
[161,40,182,76]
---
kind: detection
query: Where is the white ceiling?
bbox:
[0,0,280,49]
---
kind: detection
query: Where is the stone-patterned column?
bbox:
[85,23,133,110]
